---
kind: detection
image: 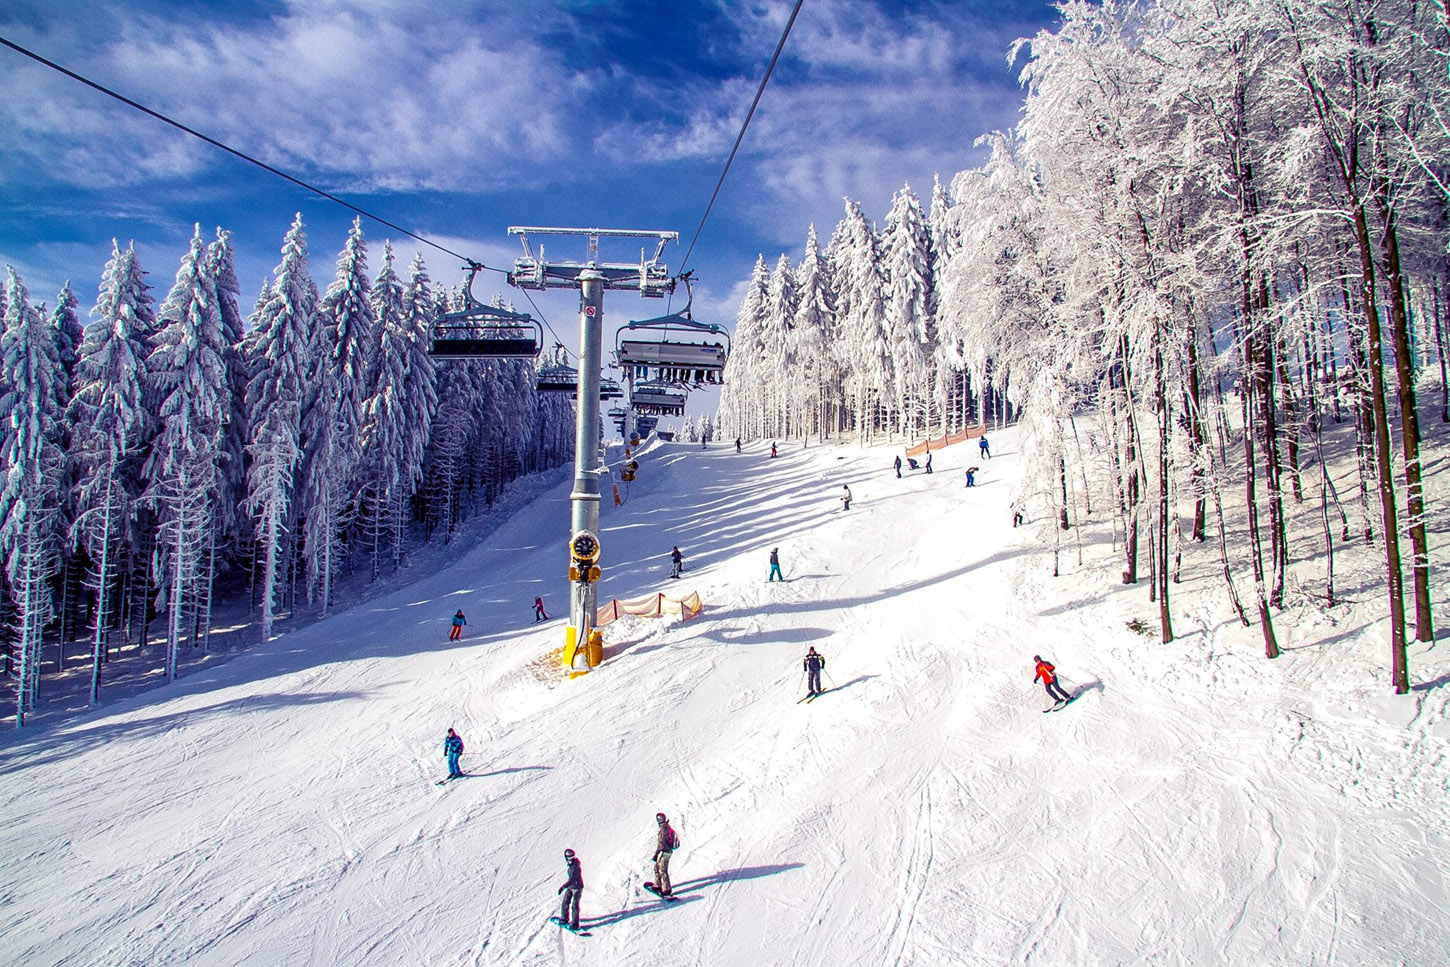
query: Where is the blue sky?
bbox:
[1,0,1061,413]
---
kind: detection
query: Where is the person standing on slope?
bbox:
[557,849,584,930]
[925,452,933,474]
[735,437,742,453]
[449,609,466,641]
[979,435,991,459]
[804,646,826,697]
[894,454,902,478]
[1034,655,1073,704]
[840,485,851,511]
[768,548,783,582]
[443,727,465,779]
[670,545,684,579]
[652,812,679,897]
[770,441,778,458]
[534,596,549,622]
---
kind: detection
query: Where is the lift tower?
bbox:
[508,227,677,668]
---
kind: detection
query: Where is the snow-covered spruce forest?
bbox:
[718,0,1448,686]
[1,215,575,725]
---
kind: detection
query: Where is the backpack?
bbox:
[668,826,680,850]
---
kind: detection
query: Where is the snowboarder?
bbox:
[894,455,902,478]
[557,849,584,930]
[449,609,466,641]
[965,467,977,487]
[979,435,991,459]
[770,442,778,458]
[768,548,783,582]
[701,437,707,449]
[1012,502,1024,527]
[735,437,742,453]
[443,727,464,779]
[925,452,933,474]
[534,596,549,622]
[840,485,851,511]
[670,545,684,579]
[651,812,679,897]
[1034,655,1072,704]
[803,647,826,696]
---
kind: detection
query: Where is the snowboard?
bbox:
[549,916,590,935]
[643,882,678,901]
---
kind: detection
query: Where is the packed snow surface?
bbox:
[3,432,1447,966]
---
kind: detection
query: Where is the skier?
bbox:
[893,455,902,478]
[443,727,464,779]
[449,609,466,641]
[803,646,826,696]
[735,437,742,453]
[557,848,584,930]
[701,437,707,449]
[670,545,684,579]
[534,596,549,622]
[840,485,851,511]
[1012,502,1024,527]
[925,452,933,474]
[965,467,977,487]
[770,442,778,458]
[768,548,783,582]
[1034,655,1073,705]
[651,812,679,897]
[979,435,991,459]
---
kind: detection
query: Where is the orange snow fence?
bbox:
[595,591,703,628]
[905,425,984,458]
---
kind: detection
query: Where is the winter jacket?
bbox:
[655,823,678,858]
[1034,661,1057,685]
[769,550,779,567]
[444,733,464,757]
[451,613,466,627]
[560,856,583,892]
[670,549,683,566]
[804,652,825,673]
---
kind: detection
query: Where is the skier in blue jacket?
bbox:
[449,609,466,641]
[803,647,826,696]
[443,728,464,779]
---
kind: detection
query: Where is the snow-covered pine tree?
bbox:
[389,252,438,565]
[717,255,768,440]
[207,229,251,563]
[70,250,153,703]
[244,214,314,643]
[791,226,837,442]
[761,254,797,439]
[48,282,85,660]
[829,199,890,440]
[360,241,413,580]
[301,217,374,613]
[881,184,934,438]
[143,227,229,680]
[0,268,66,725]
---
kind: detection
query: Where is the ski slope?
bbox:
[2,432,1447,966]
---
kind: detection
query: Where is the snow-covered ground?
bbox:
[2,430,1447,966]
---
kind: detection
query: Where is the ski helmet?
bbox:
[1033,655,1041,662]
[656,812,667,823]
[564,849,575,859]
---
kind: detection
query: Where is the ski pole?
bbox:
[797,668,806,693]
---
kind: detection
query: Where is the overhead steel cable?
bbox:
[0,33,493,271]
[676,0,805,277]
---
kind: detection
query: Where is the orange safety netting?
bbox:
[595,591,703,628]
[904,425,984,458]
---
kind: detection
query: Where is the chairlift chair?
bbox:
[430,262,543,360]
[536,343,579,393]
[615,281,730,387]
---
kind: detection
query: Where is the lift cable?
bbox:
[0,34,501,273]
[676,0,805,279]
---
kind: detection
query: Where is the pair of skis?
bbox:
[1042,695,1078,713]
[796,688,831,704]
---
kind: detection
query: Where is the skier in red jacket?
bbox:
[1034,655,1072,704]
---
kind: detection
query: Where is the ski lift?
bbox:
[615,278,730,386]
[631,380,687,416]
[430,262,542,359]
[536,343,579,393]
[599,377,625,401]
